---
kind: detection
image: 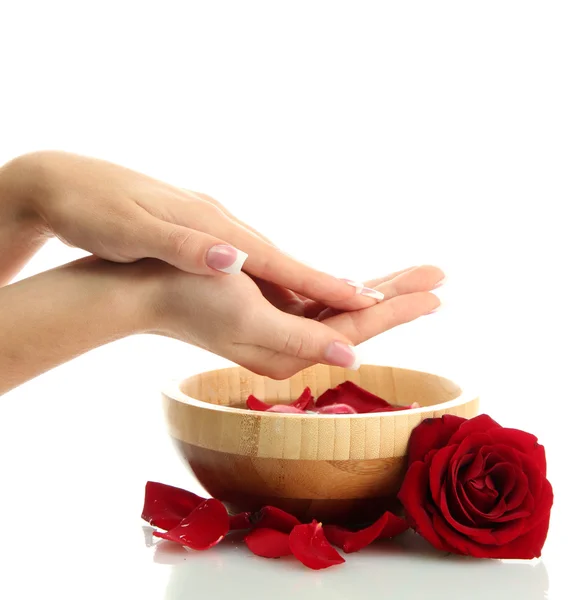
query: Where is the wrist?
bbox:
[106,258,169,336]
[81,258,155,338]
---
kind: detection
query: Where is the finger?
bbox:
[247,307,362,370]
[251,277,306,316]
[140,216,249,275]
[302,264,442,318]
[232,292,440,380]
[363,266,417,288]
[323,291,441,341]
[370,265,445,300]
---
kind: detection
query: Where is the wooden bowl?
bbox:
[162,364,479,523]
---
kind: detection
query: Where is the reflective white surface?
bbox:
[0,335,566,600]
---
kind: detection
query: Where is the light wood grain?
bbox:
[162,364,479,521]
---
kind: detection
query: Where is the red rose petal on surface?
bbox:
[251,506,301,533]
[267,404,306,414]
[289,521,345,570]
[291,387,314,411]
[316,381,393,413]
[246,395,272,411]
[229,512,252,530]
[142,481,205,530]
[316,403,358,415]
[324,512,409,553]
[153,498,230,550]
[244,528,293,558]
[407,415,466,465]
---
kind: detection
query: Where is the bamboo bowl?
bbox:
[162,364,479,523]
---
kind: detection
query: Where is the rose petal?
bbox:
[407,415,466,465]
[488,428,546,476]
[153,499,229,550]
[431,504,552,559]
[398,461,454,553]
[251,506,301,533]
[246,395,272,411]
[447,457,481,526]
[428,445,458,506]
[291,387,315,411]
[229,512,251,530]
[447,414,502,446]
[435,467,552,550]
[314,387,343,408]
[289,521,345,570]
[267,405,305,414]
[323,512,408,553]
[316,403,358,415]
[142,481,205,530]
[244,528,293,558]
[315,381,393,413]
[463,447,486,482]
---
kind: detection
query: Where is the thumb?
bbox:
[253,309,362,371]
[143,219,248,275]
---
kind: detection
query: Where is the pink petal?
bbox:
[267,405,305,414]
[316,403,358,415]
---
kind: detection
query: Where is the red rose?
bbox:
[398,414,553,559]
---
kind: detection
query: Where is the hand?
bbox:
[0,258,441,394]
[137,262,443,379]
[3,151,383,310]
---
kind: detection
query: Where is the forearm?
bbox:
[0,155,49,286]
[0,257,143,395]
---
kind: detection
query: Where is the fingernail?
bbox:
[434,276,447,289]
[340,279,364,294]
[361,287,384,301]
[324,341,362,370]
[206,244,248,274]
[425,300,443,315]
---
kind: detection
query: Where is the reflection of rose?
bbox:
[398,414,553,559]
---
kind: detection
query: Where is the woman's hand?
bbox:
[138,263,443,379]
[2,151,382,309]
[0,257,441,394]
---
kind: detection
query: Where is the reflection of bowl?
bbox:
[162,364,479,523]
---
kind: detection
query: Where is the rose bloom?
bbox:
[398,414,553,559]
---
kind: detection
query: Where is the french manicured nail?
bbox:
[324,341,362,370]
[340,279,364,294]
[206,244,248,274]
[361,287,384,301]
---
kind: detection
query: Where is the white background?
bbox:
[0,1,569,598]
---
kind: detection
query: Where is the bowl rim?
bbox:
[161,364,478,419]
